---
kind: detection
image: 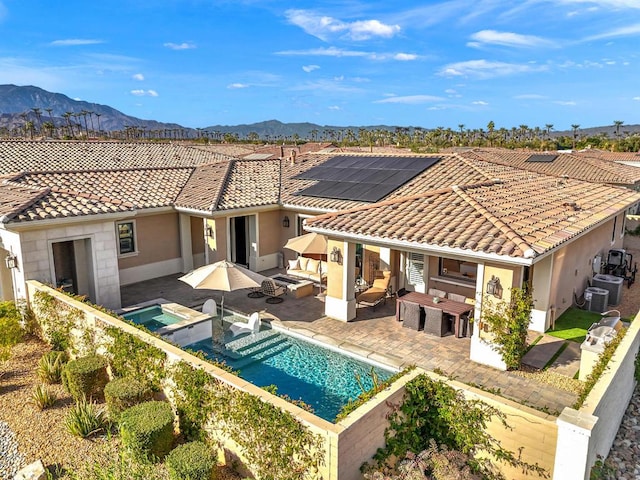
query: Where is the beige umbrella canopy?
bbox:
[284,232,328,256]
[179,260,267,319]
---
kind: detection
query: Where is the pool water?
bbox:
[187,328,394,422]
[122,305,182,331]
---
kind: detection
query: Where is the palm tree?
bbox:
[95,113,102,136]
[613,120,624,139]
[571,124,580,149]
[31,108,42,134]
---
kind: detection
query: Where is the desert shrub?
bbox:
[65,396,109,438]
[62,354,109,401]
[37,350,68,384]
[104,377,152,421]
[31,384,57,410]
[0,301,24,362]
[119,401,175,461]
[165,441,215,480]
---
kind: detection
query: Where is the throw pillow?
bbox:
[288,259,300,270]
[307,259,320,273]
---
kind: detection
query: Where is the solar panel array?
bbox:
[294,155,441,202]
[526,154,558,163]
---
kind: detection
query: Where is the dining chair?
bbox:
[423,306,450,337]
[402,301,425,331]
[428,288,447,298]
[447,293,466,303]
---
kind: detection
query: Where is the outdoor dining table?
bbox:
[395,292,473,338]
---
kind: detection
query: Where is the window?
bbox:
[439,258,477,283]
[117,221,136,255]
[407,252,425,286]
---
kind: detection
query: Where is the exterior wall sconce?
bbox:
[282,216,290,228]
[5,253,18,270]
[329,246,342,264]
[486,275,503,299]
[206,225,214,238]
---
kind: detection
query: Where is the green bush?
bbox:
[104,377,152,421]
[31,384,57,410]
[64,396,109,438]
[62,355,109,401]
[37,350,68,384]
[166,441,215,480]
[119,401,175,461]
[0,301,24,362]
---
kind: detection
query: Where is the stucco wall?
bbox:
[118,212,181,269]
[190,216,205,255]
[554,311,640,479]
[549,217,624,320]
[16,221,121,309]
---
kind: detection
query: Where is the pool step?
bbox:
[224,330,281,353]
[232,342,292,370]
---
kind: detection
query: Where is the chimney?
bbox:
[290,149,297,165]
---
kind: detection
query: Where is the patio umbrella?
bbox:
[284,232,328,256]
[284,232,328,293]
[178,260,267,320]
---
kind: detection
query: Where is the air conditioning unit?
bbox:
[593,273,624,306]
[584,286,609,313]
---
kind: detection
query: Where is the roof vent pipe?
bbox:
[290,149,297,165]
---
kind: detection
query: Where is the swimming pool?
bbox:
[122,305,183,331]
[187,327,395,422]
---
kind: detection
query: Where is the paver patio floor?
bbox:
[120,270,577,414]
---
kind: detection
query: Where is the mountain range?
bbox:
[0,84,637,140]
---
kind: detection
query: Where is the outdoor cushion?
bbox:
[307,258,320,273]
[288,259,299,270]
[298,257,310,270]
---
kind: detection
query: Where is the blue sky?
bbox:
[0,1,639,131]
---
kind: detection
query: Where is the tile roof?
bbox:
[279,152,497,211]
[14,168,193,209]
[463,148,640,185]
[216,159,280,210]
[0,180,133,224]
[175,159,281,212]
[304,175,640,260]
[0,141,232,173]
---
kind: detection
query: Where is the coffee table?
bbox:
[270,274,314,298]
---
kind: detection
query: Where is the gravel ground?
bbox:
[0,337,240,480]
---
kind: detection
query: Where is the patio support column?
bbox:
[179,213,194,273]
[325,240,356,322]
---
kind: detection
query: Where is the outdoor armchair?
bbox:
[261,278,286,304]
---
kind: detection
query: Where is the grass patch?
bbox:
[547,308,601,343]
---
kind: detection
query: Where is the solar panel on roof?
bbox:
[526,154,558,163]
[294,155,441,202]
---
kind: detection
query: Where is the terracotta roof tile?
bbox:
[305,177,640,259]
[15,168,193,208]
[0,141,232,173]
[463,148,640,185]
[217,159,280,210]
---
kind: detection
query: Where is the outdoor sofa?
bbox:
[286,257,327,283]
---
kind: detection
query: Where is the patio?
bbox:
[120,269,577,414]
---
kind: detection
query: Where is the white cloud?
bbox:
[285,9,400,41]
[438,59,547,79]
[49,39,103,46]
[334,75,344,81]
[583,22,640,41]
[634,96,640,101]
[163,42,196,50]
[228,83,249,89]
[302,64,320,73]
[329,105,341,110]
[374,95,444,104]
[394,53,418,61]
[130,89,158,97]
[276,46,369,57]
[468,30,555,48]
[132,73,144,81]
[472,100,489,105]
[554,100,577,105]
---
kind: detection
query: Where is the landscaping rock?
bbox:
[0,421,25,479]
[13,459,46,480]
